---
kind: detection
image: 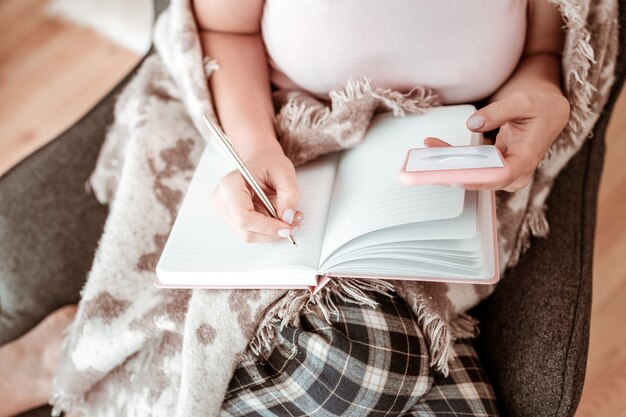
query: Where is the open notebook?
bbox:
[156,105,499,292]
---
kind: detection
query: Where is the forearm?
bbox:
[199,31,281,159]
[490,0,565,103]
[489,53,564,103]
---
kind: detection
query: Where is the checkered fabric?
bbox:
[407,339,499,416]
[220,291,499,417]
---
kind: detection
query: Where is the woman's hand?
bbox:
[463,91,570,191]
[445,0,568,192]
[211,143,302,243]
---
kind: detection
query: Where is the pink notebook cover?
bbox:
[154,192,499,295]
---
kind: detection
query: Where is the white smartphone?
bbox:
[399,145,509,186]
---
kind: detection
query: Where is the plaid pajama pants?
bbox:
[221,291,499,417]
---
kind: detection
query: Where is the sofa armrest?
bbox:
[0,59,145,346]
[472,129,602,416]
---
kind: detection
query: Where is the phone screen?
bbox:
[405,145,504,172]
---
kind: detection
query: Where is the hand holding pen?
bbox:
[203,115,303,245]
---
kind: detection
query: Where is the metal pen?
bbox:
[201,114,297,246]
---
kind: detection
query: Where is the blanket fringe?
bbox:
[546,0,595,159]
[203,56,220,76]
[50,392,87,417]
[277,100,332,136]
[407,299,480,377]
[275,77,440,163]
[249,278,395,356]
[412,301,452,375]
[329,77,440,117]
[450,313,481,340]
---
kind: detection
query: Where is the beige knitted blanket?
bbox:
[51,0,618,416]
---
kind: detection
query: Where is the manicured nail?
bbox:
[281,209,295,225]
[466,114,485,130]
[277,228,291,238]
[294,212,304,223]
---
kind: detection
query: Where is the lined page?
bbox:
[322,190,497,282]
[319,191,479,271]
[320,105,477,263]
[157,149,339,285]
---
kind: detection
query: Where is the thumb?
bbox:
[270,168,300,225]
[424,137,453,148]
[466,95,531,132]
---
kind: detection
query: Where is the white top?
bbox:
[261,0,527,103]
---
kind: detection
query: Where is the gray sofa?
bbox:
[1,1,624,416]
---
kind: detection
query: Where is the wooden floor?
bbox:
[1,0,625,415]
[577,92,626,416]
[0,0,138,175]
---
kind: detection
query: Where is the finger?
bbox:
[463,183,495,191]
[503,173,533,192]
[251,202,303,228]
[462,163,519,191]
[503,140,538,174]
[490,128,511,155]
[292,210,304,227]
[251,201,302,226]
[462,179,518,191]
[211,189,231,221]
[237,214,303,242]
[466,93,533,132]
[503,182,528,192]
[217,199,285,243]
[491,154,533,191]
[461,139,534,191]
[502,175,529,192]
[220,177,292,237]
[269,167,301,225]
[424,137,452,148]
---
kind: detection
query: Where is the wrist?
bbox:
[238,136,284,162]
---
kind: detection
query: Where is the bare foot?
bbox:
[0,305,77,417]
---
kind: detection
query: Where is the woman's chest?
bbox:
[262,0,528,103]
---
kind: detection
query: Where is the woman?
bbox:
[0,0,569,415]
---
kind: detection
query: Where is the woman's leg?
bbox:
[222,291,434,416]
[406,338,500,416]
[222,291,500,417]
[0,306,77,417]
